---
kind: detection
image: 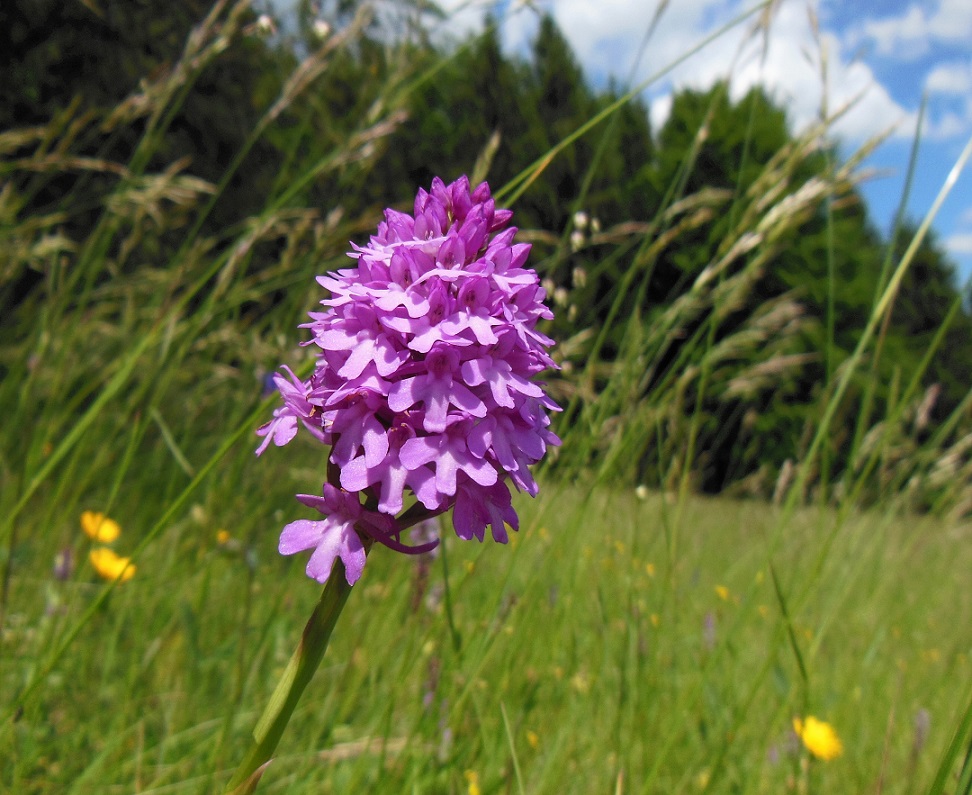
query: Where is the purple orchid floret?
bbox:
[257,176,560,585]
[278,485,368,585]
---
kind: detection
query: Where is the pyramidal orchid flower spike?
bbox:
[226,178,558,792]
[257,175,560,586]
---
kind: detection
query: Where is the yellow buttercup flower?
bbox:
[216,529,232,545]
[793,716,843,760]
[89,547,136,583]
[463,770,481,795]
[81,511,121,543]
[715,585,730,601]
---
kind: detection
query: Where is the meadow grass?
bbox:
[3,476,970,793]
[2,2,972,792]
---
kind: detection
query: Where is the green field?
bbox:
[3,477,970,793]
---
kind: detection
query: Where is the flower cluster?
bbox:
[258,177,560,585]
[81,511,136,583]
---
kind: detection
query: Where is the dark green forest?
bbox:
[3,0,971,505]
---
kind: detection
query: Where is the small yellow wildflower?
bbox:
[463,770,481,795]
[793,716,843,761]
[216,529,231,545]
[81,511,121,543]
[645,562,656,577]
[526,730,539,749]
[650,613,660,627]
[715,585,730,601]
[89,547,136,583]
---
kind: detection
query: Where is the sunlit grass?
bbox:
[3,479,969,793]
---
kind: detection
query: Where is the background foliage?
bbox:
[4,0,970,500]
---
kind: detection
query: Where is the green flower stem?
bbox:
[224,561,354,793]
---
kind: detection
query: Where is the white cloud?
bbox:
[944,232,972,256]
[918,84,972,141]
[437,1,962,146]
[926,60,972,94]
[924,111,970,141]
[551,0,751,91]
[856,0,972,60]
[548,0,675,77]
[535,1,915,143]
[859,5,932,59]
[927,0,972,41]
[736,16,916,143]
[827,67,917,143]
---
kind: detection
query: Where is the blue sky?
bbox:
[439,0,972,284]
